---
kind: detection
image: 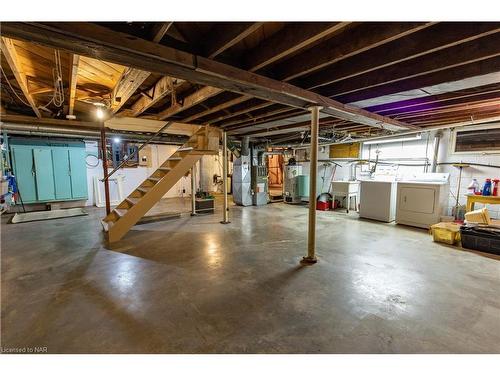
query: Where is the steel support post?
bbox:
[191,164,197,216]
[221,131,230,224]
[301,106,322,264]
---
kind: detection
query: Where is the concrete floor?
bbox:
[1,197,500,353]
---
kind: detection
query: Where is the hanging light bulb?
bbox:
[96,107,104,120]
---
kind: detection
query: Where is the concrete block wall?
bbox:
[436,130,500,218]
[296,129,500,217]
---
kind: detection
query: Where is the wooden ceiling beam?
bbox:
[127,76,184,117]
[150,22,173,43]
[394,99,500,120]
[244,22,351,72]
[111,23,177,114]
[68,54,80,116]
[226,109,308,133]
[302,23,500,90]
[156,85,222,120]
[185,23,350,122]
[0,37,42,118]
[334,57,500,104]
[189,22,432,124]
[272,22,435,82]
[375,88,500,117]
[205,22,263,59]
[209,101,274,124]
[111,68,151,113]
[1,22,415,131]
[222,106,298,130]
[318,33,500,98]
[182,95,251,122]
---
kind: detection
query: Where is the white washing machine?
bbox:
[359,180,397,222]
[395,173,450,229]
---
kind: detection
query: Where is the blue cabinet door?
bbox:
[52,148,72,200]
[12,147,37,203]
[69,148,88,199]
[33,148,56,201]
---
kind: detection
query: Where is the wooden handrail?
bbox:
[101,121,172,182]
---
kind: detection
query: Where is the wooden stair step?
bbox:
[101,219,113,232]
[148,177,161,183]
[157,167,171,172]
[114,208,128,218]
[168,157,182,161]
[126,197,140,205]
[137,186,151,194]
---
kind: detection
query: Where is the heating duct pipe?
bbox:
[284,116,500,149]
[1,123,187,145]
[431,131,442,173]
[241,136,250,156]
[257,150,284,166]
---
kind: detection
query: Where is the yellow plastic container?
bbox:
[464,208,491,225]
[430,222,461,245]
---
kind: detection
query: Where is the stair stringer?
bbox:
[107,153,203,242]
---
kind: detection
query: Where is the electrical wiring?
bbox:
[2,50,65,111]
[0,65,31,107]
[38,50,65,111]
[85,154,99,168]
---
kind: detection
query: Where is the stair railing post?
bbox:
[220,131,230,224]
[191,164,197,216]
[100,122,111,216]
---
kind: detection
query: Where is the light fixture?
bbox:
[96,107,105,120]
[113,137,121,144]
[363,133,422,145]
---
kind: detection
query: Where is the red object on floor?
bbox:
[316,201,330,211]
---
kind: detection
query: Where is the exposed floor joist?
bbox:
[205,22,263,59]
[244,22,351,72]
[150,22,173,43]
[0,37,42,118]
[272,22,435,81]
[127,76,184,117]
[156,85,222,120]
[68,54,79,116]
[301,23,500,90]
[0,22,415,131]
[318,33,500,99]
[182,95,251,122]
[111,23,178,114]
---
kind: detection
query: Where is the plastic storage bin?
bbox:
[464,208,491,224]
[460,225,500,255]
[430,222,461,245]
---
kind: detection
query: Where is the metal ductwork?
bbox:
[257,150,284,166]
[431,130,442,173]
[1,123,188,145]
[241,136,250,156]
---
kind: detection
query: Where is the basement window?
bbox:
[451,124,500,154]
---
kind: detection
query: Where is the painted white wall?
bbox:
[436,130,500,218]
[83,141,226,207]
[296,130,500,216]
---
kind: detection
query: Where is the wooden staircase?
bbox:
[102,126,220,243]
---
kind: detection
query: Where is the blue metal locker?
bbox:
[33,148,56,201]
[52,148,72,199]
[9,138,89,203]
[12,147,37,203]
[69,148,88,199]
